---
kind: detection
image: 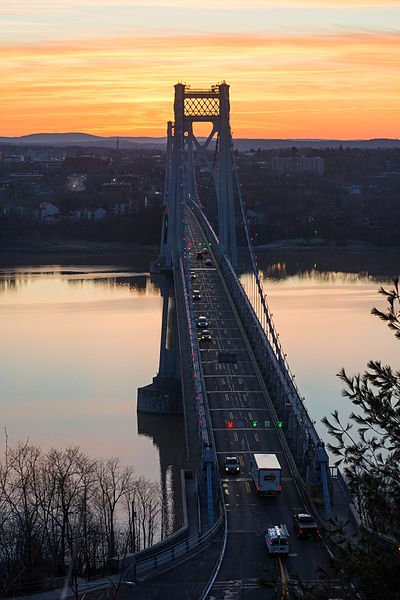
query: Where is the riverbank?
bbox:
[254,243,400,280]
[1,238,399,278]
[0,240,158,268]
[256,238,400,252]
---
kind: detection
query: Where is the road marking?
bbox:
[233,432,238,442]
[239,456,245,467]
[245,481,251,493]
[278,558,289,599]
[221,477,252,483]
[229,411,233,419]
[254,432,259,443]
[224,393,229,402]
[248,411,253,420]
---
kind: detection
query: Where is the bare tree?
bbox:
[96,458,135,560]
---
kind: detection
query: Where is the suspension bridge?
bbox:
[136,83,353,599]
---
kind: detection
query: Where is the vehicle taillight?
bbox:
[278,485,282,491]
[316,528,320,535]
[257,485,260,491]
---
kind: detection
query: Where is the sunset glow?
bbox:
[1,1,400,138]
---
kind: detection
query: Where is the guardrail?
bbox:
[122,509,223,582]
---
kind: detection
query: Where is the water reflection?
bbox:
[255,247,400,282]
[263,264,392,284]
[0,268,160,298]
[0,265,163,486]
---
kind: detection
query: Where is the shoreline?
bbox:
[1,239,399,273]
[255,240,400,253]
[0,241,159,268]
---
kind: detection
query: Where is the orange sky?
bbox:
[1,1,400,138]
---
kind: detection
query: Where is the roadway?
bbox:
[188,214,332,599]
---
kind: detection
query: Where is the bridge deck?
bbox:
[188,214,332,598]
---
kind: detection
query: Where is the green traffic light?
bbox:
[277,421,283,428]
[252,420,257,428]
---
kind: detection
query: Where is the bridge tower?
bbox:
[160,82,238,270]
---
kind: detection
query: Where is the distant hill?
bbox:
[0,132,399,150]
[0,132,166,149]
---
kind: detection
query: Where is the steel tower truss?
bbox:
[161,83,238,269]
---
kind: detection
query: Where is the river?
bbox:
[0,247,398,517]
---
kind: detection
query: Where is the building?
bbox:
[272,156,325,175]
[101,180,132,205]
[37,202,60,222]
[342,184,362,196]
[73,207,107,221]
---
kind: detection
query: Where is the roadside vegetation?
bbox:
[292,279,400,599]
[0,442,167,596]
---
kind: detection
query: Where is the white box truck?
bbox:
[250,453,282,495]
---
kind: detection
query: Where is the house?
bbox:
[343,184,362,196]
[38,202,60,222]
[73,207,107,221]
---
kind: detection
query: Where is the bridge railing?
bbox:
[121,508,223,582]
[176,250,210,450]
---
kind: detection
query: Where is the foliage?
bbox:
[321,277,400,598]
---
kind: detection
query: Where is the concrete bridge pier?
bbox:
[137,273,182,414]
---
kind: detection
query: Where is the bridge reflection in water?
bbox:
[137,411,186,535]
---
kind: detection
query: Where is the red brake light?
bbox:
[257,485,260,491]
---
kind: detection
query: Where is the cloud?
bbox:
[1,0,399,8]
[1,32,399,138]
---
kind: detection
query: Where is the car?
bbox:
[196,251,203,260]
[200,329,212,341]
[192,290,202,301]
[202,247,208,255]
[197,316,208,328]
[223,456,240,474]
[205,258,212,267]
[293,513,320,539]
[264,524,290,555]
[190,273,197,280]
